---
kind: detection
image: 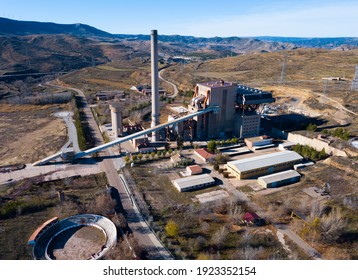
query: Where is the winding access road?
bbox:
[159,68,179,98]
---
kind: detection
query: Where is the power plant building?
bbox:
[189,81,237,139]
[183,81,275,140]
[225,150,303,179]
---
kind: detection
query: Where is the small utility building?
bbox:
[172,174,215,192]
[226,150,303,179]
[186,165,203,175]
[258,170,301,188]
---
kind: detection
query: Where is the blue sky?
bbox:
[1,0,357,37]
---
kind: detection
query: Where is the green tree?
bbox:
[342,130,350,140]
[307,123,317,132]
[311,149,318,161]
[207,140,217,153]
[165,220,179,238]
[132,154,138,162]
[124,155,130,163]
[157,150,162,157]
[176,136,184,150]
[293,144,301,154]
[138,153,143,161]
[319,148,327,160]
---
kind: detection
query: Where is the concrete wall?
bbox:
[271,128,347,157]
[287,133,347,157]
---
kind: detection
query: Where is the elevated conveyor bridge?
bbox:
[33,106,219,165]
[74,106,219,159]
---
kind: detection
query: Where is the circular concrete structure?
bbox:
[350,138,358,150]
[32,214,117,260]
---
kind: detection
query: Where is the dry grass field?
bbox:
[252,157,358,260]
[162,48,358,134]
[60,58,173,98]
[0,103,70,165]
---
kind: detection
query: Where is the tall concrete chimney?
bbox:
[110,103,123,137]
[151,29,160,141]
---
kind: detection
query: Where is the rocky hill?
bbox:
[1,17,357,78]
[0,17,112,37]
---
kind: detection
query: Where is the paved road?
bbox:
[0,163,101,186]
[53,81,172,259]
[159,68,179,98]
[276,224,322,260]
[54,111,80,153]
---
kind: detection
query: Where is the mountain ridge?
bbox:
[0,17,113,37]
[1,17,357,49]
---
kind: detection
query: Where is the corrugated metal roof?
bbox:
[173,174,214,190]
[227,151,303,173]
[258,170,301,184]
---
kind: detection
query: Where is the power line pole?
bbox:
[323,79,329,95]
[280,54,287,84]
[351,65,358,91]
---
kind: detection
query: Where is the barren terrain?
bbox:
[0,103,68,165]
[161,49,358,134]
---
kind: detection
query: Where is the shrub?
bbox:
[165,220,179,238]
[213,163,220,171]
[207,140,217,153]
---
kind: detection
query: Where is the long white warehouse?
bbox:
[258,170,301,188]
[225,150,303,179]
[172,174,215,192]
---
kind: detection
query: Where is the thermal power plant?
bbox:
[32,30,277,166]
[151,29,160,142]
[110,103,123,137]
[183,81,275,139]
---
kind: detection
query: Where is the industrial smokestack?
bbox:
[151,29,160,142]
